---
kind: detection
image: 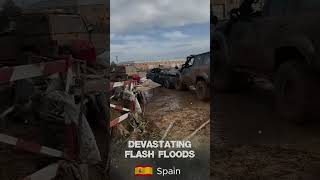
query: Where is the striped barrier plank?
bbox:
[0,133,63,158]
[110,104,130,112]
[110,80,138,90]
[0,60,72,84]
[110,113,130,127]
[110,80,132,89]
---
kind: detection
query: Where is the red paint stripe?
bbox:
[16,139,42,154]
[130,101,135,111]
[0,67,14,83]
[110,117,120,127]
[135,165,153,167]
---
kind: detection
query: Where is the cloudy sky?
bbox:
[111,0,210,62]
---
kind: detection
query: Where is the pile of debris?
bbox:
[0,58,109,180]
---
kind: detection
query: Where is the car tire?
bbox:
[275,61,312,123]
[196,80,209,101]
[175,78,187,90]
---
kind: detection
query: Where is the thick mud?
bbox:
[143,88,210,144]
[212,80,320,179]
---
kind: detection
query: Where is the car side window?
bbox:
[194,56,201,66]
[187,57,195,67]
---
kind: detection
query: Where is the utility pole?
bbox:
[116,56,118,64]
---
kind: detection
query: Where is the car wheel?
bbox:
[196,80,209,101]
[175,78,187,90]
[275,61,312,123]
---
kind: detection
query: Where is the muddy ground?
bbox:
[143,88,210,144]
[212,80,320,179]
[109,87,210,179]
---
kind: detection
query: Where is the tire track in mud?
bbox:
[144,88,210,144]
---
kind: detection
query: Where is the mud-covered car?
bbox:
[213,0,320,121]
[147,68,177,88]
[159,68,178,89]
[146,68,162,83]
[176,52,210,100]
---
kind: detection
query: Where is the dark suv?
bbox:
[213,0,320,121]
[176,52,210,100]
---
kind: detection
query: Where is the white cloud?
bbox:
[110,0,210,62]
[111,0,210,34]
[111,34,150,41]
[162,31,189,40]
[111,34,209,62]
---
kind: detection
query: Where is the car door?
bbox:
[191,55,203,83]
[228,1,264,69]
[197,53,210,82]
[181,56,195,86]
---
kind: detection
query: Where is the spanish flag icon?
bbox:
[134,165,153,176]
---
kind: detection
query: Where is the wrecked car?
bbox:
[147,67,177,89]
[176,52,210,100]
[213,0,320,121]
[159,68,178,89]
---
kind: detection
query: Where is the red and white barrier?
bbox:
[110,80,132,89]
[109,80,142,128]
[0,60,72,84]
[110,104,130,112]
[0,133,63,158]
[110,80,137,90]
[110,113,130,127]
